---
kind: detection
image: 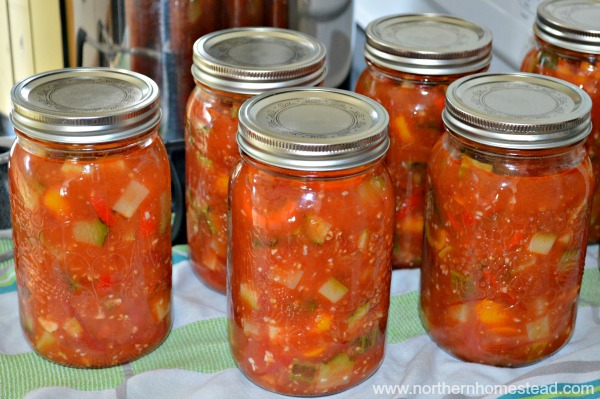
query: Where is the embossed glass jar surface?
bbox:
[186,27,326,293]
[421,73,593,367]
[355,13,492,269]
[521,0,600,243]
[9,68,172,368]
[228,88,394,395]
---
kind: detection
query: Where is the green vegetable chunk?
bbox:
[73,219,109,247]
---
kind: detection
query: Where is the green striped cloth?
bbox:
[1,244,600,399]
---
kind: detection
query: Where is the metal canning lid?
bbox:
[534,0,600,55]
[364,14,492,75]
[237,88,389,171]
[192,27,327,94]
[10,67,161,144]
[443,72,592,149]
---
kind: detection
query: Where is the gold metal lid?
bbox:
[237,88,389,171]
[10,67,161,144]
[192,27,327,94]
[443,72,592,149]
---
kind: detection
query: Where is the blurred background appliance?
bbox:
[0,0,356,244]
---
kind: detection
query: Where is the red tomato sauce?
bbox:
[228,160,394,395]
[356,68,453,268]
[185,86,248,292]
[421,134,593,366]
[10,133,172,367]
[522,41,600,243]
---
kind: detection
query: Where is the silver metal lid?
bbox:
[443,72,592,149]
[237,88,390,171]
[534,0,600,54]
[10,67,161,144]
[364,14,492,75]
[192,27,327,94]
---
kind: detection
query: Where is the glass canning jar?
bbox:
[9,68,172,368]
[521,0,600,243]
[421,72,593,367]
[355,14,492,269]
[228,88,394,395]
[185,27,326,293]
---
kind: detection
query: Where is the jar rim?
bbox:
[10,67,161,144]
[443,72,592,149]
[363,13,492,75]
[237,88,389,171]
[534,0,600,54]
[192,27,327,94]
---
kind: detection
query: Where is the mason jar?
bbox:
[355,14,492,269]
[186,27,326,293]
[9,68,172,368]
[228,88,394,395]
[421,73,593,367]
[521,0,600,243]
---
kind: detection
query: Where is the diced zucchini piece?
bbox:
[38,317,58,333]
[281,269,304,290]
[291,361,317,384]
[60,162,85,176]
[152,296,170,322]
[241,317,260,337]
[35,331,56,352]
[240,283,259,310]
[528,232,557,255]
[112,179,149,218]
[526,316,550,341]
[459,155,493,176]
[21,312,35,334]
[316,353,354,389]
[73,219,109,247]
[268,325,280,340]
[347,302,370,326]
[304,214,332,245]
[318,277,348,304]
[63,317,83,338]
[448,303,469,323]
[357,230,369,251]
[359,175,387,203]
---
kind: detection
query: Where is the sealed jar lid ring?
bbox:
[534,0,600,54]
[364,13,493,75]
[237,87,389,171]
[443,72,592,149]
[10,67,161,144]
[192,27,327,94]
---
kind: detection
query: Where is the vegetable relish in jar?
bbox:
[9,68,172,367]
[228,88,394,395]
[421,73,593,367]
[186,27,326,293]
[521,0,600,243]
[355,14,492,268]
